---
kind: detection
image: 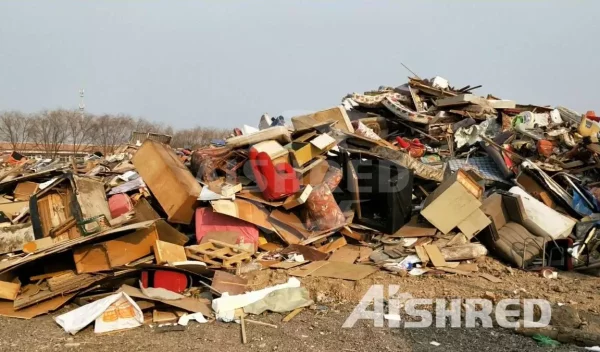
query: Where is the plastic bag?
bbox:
[324,166,342,190]
[304,183,345,231]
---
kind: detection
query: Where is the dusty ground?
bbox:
[0,257,598,351]
[247,257,600,314]
[0,305,585,352]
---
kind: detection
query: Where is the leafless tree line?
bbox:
[0,109,230,157]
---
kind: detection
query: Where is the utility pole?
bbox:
[79,89,85,119]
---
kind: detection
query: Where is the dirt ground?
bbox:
[0,304,585,352]
[0,257,598,352]
[247,257,600,314]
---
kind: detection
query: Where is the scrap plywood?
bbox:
[269,209,311,239]
[328,245,360,264]
[281,244,328,261]
[13,181,39,201]
[0,280,20,300]
[317,237,347,253]
[0,293,74,319]
[268,261,307,269]
[308,261,378,281]
[211,270,248,295]
[271,222,302,245]
[153,240,187,265]
[423,245,447,268]
[211,199,274,231]
[415,245,430,265]
[132,140,202,224]
[287,261,329,278]
[73,220,188,274]
[390,223,437,238]
[120,285,211,316]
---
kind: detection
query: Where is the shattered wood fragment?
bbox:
[317,237,347,253]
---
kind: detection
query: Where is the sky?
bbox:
[0,1,598,129]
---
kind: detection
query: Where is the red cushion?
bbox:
[141,270,189,293]
[249,148,299,201]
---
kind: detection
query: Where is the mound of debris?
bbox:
[0,75,599,346]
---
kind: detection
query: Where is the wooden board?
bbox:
[0,293,73,319]
[390,223,437,238]
[309,261,378,281]
[153,310,178,323]
[328,245,360,264]
[73,244,111,274]
[200,231,239,246]
[479,273,502,283]
[268,261,307,269]
[281,244,328,261]
[317,237,347,253]
[287,261,329,278]
[456,263,479,272]
[0,280,20,300]
[357,247,373,263]
[30,270,75,281]
[271,222,302,245]
[211,270,248,295]
[211,199,274,231]
[423,245,447,268]
[415,245,430,265]
[153,240,187,265]
[120,285,211,316]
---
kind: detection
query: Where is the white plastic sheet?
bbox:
[212,278,301,321]
[55,292,143,335]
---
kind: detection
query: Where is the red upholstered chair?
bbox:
[249,147,300,201]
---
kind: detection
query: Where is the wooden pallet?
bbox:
[185,240,252,268]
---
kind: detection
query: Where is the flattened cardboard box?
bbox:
[132,140,201,224]
[420,170,482,234]
[73,220,188,274]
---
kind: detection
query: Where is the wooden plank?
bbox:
[287,262,329,278]
[0,293,73,319]
[282,308,304,322]
[479,273,502,283]
[271,222,302,245]
[456,263,479,272]
[153,310,178,323]
[357,247,373,263]
[14,273,103,309]
[423,245,447,268]
[153,240,187,265]
[328,245,360,263]
[317,237,347,253]
[389,224,437,238]
[211,270,247,295]
[268,261,307,269]
[0,280,20,300]
[281,244,328,261]
[415,245,430,265]
[120,285,211,316]
[30,270,74,281]
[308,261,378,281]
[73,244,111,274]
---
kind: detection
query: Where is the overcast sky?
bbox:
[0,1,598,129]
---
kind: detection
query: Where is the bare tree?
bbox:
[28,110,69,158]
[95,114,135,155]
[0,111,33,152]
[171,127,230,148]
[64,109,97,156]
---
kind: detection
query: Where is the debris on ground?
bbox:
[0,74,599,346]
